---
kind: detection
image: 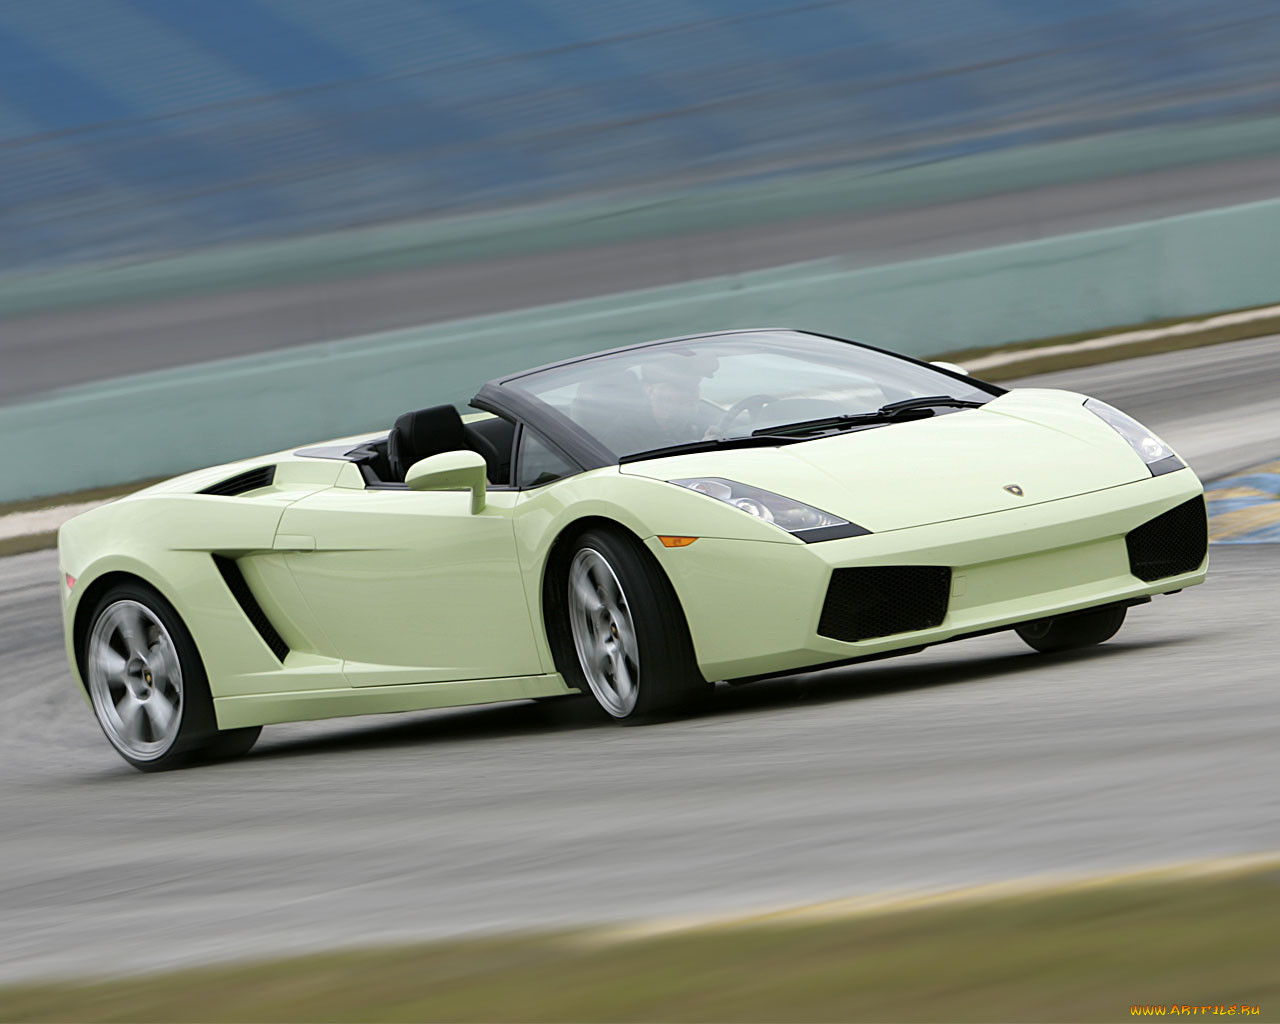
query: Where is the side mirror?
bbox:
[930,360,971,376]
[405,450,487,514]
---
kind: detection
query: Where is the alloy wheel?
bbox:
[567,548,641,717]
[87,600,184,761]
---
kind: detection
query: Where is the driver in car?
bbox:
[638,350,721,448]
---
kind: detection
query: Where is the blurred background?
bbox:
[1,4,1279,1019]
[2,0,1279,503]
[3,0,1279,270]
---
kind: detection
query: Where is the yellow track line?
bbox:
[1209,502,1280,541]
[1203,485,1271,502]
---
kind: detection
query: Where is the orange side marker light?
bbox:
[658,536,698,548]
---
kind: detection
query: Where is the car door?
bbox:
[273,484,543,686]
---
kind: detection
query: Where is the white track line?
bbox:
[0,499,112,542]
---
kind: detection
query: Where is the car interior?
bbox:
[347,404,518,487]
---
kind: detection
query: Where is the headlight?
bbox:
[1084,399,1184,476]
[670,477,869,542]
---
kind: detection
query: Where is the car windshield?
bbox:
[506,331,996,459]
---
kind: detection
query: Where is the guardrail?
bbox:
[3,197,1277,504]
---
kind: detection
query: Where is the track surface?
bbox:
[1017,333,1280,481]
[1,340,1278,983]
[3,153,1280,403]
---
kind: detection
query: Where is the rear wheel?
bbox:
[83,581,260,771]
[1015,605,1127,654]
[553,527,707,722]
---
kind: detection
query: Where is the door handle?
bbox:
[273,534,316,552]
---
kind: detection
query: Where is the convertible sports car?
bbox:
[59,329,1208,770]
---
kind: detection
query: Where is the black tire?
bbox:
[82,580,258,771]
[1015,605,1127,654]
[548,526,708,722]
[202,726,263,761]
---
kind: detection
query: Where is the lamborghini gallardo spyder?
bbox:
[58,330,1207,769]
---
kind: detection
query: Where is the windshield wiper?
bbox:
[618,398,988,462]
[617,433,804,464]
[752,396,986,438]
[878,395,988,414]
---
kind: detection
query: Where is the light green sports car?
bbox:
[58,329,1208,770]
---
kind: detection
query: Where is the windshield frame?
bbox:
[472,329,1006,467]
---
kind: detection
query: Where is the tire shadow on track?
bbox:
[244,635,1196,764]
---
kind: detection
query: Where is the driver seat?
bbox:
[387,405,498,482]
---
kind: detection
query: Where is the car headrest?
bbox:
[388,404,469,481]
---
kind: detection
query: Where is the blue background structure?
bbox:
[2,0,1279,272]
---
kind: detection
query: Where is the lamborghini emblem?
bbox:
[1004,484,1024,496]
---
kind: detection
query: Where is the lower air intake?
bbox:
[817,565,952,643]
[1125,495,1208,582]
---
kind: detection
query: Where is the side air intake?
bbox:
[1125,495,1208,582]
[212,555,290,661]
[199,465,276,497]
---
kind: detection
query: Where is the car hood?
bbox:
[619,389,1155,534]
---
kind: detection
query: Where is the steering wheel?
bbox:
[714,393,777,437]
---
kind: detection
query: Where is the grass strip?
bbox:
[0,532,59,559]
[1,863,1277,1023]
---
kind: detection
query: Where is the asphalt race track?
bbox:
[3,152,1280,403]
[1017,333,1280,481]
[0,338,1278,983]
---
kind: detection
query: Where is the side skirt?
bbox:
[214,673,576,729]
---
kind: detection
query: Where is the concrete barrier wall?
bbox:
[4,197,1278,503]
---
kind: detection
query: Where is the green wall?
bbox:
[4,197,1278,503]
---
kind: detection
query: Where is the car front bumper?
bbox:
[647,468,1207,680]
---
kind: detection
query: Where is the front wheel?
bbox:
[83,581,260,771]
[555,528,707,722]
[1015,605,1127,654]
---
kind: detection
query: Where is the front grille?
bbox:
[212,555,290,661]
[1125,495,1208,582]
[817,565,952,643]
[199,465,275,496]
